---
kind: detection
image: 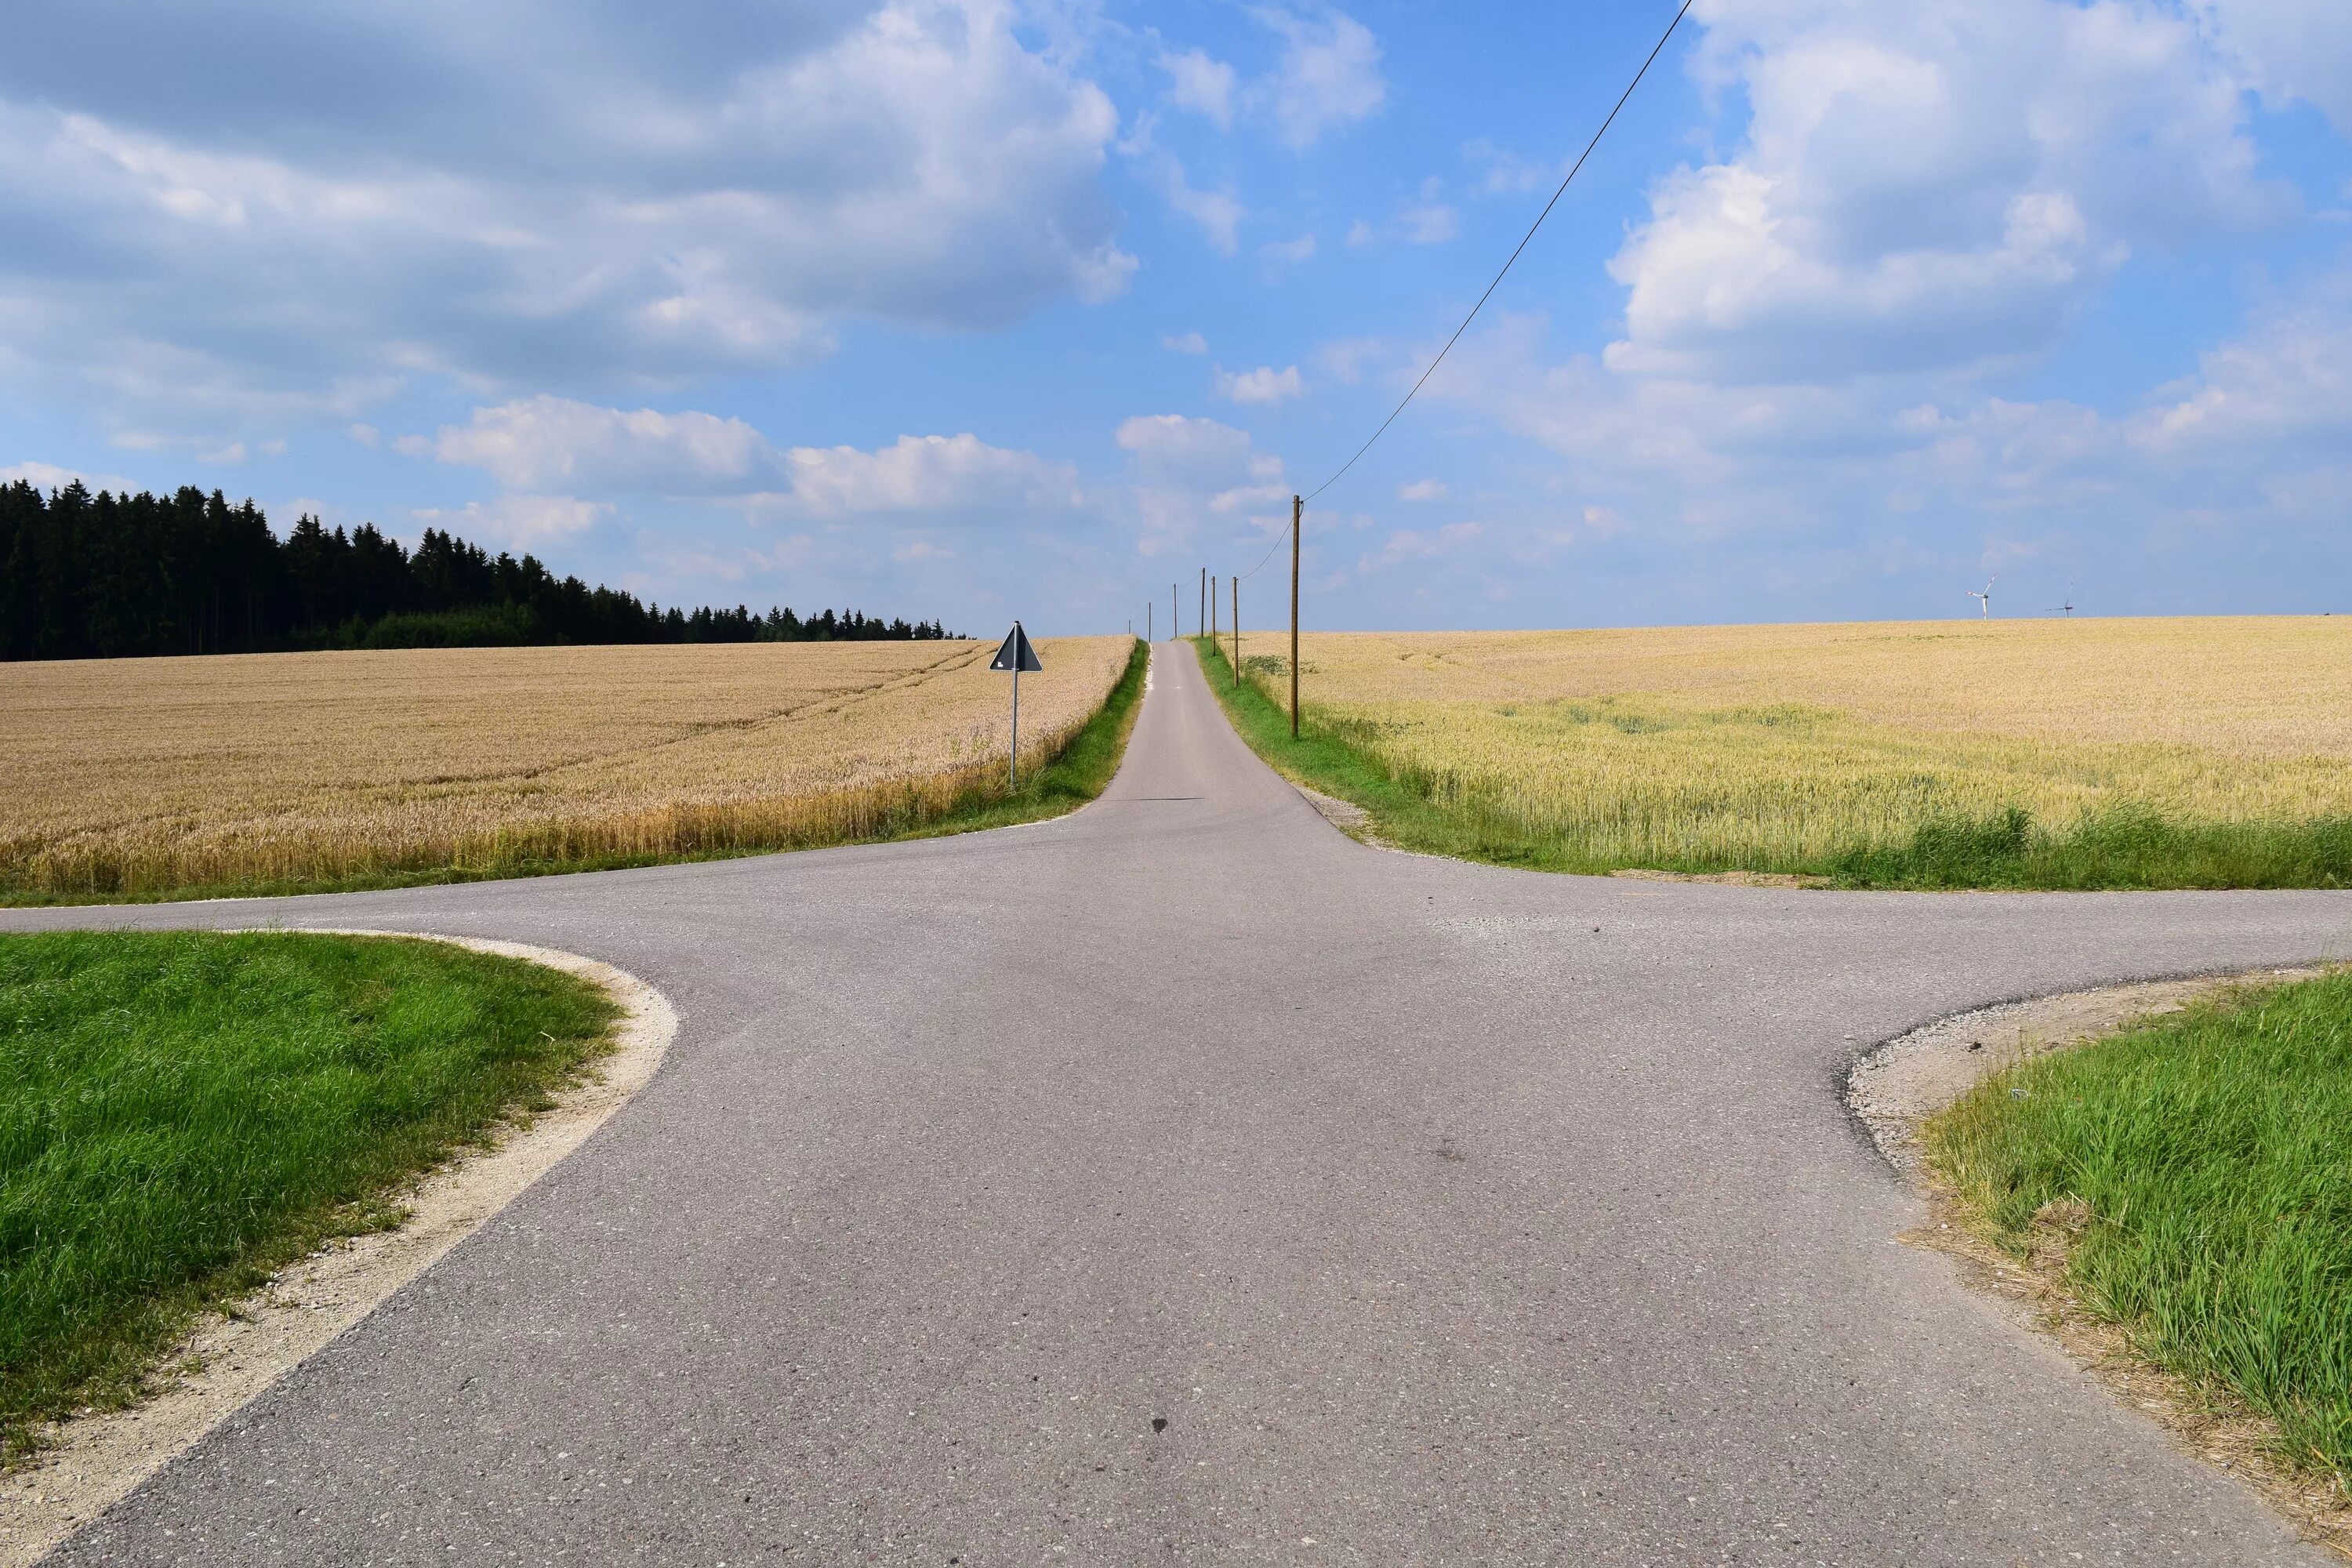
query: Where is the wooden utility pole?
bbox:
[1231,574,1240,686]
[1289,494,1301,738]
[1210,575,1218,641]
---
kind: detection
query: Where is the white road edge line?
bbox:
[0,931,679,1568]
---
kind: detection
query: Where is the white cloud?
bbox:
[1610,0,2285,385]
[435,396,777,492]
[0,0,1136,433]
[1262,232,1317,265]
[1162,330,1209,354]
[1214,364,1305,404]
[346,423,379,448]
[429,396,1081,524]
[1161,48,1237,129]
[2186,0,2352,132]
[412,495,609,548]
[1398,203,1457,245]
[1397,478,1446,501]
[198,441,247,464]
[1162,155,1243,254]
[1345,218,1372,246]
[777,433,1083,517]
[2,459,134,492]
[1359,521,1483,575]
[1465,139,1557,194]
[1260,9,1386,147]
[1114,412,1289,555]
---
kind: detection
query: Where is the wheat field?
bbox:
[1,637,1133,898]
[1229,619,2352,873]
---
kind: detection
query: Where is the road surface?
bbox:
[10,641,2349,1565]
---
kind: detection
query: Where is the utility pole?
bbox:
[1290,494,1301,739]
[1231,573,1240,686]
[1210,575,1218,641]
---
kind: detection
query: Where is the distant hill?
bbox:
[0,480,953,661]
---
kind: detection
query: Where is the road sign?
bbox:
[990,622,1042,673]
[992,621,1043,786]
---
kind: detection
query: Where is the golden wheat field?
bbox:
[1232,618,2352,870]
[0,637,1132,898]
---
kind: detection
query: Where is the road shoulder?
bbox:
[1849,967,2352,1559]
[0,935,677,1568]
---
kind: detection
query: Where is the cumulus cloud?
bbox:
[0,0,1134,432]
[1161,47,1237,129]
[2,459,134,492]
[434,397,778,493]
[427,395,1081,523]
[1214,364,1305,404]
[778,434,1083,517]
[1397,478,1446,501]
[1160,156,1245,255]
[412,495,610,548]
[1609,0,2285,384]
[2186,0,2352,132]
[1262,232,1317,265]
[1162,330,1209,354]
[1397,203,1457,245]
[1261,9,1386,147]
[1115,412,1290,554]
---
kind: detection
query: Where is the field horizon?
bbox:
[1,636,1143,904]
[1202,614,2352,890]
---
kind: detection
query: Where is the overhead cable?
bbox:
[1297,0,1697,509]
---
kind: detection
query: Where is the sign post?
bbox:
[990,621,1044,786]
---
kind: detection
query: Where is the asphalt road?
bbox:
[12,641,2351,1566]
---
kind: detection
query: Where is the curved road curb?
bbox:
[1846,964,2352,1558]
[0,932,679,1568]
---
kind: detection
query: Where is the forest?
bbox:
[0,480,952,661]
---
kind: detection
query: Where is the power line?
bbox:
[1298,0,1696,509]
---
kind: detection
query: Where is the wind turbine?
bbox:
[2044,581,2076,618]
[1967,575,1994,619]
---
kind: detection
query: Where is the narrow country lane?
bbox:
[9,642,2348,1566]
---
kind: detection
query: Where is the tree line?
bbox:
[0,480,954,661]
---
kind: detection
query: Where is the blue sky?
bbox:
[3,0,2348,634]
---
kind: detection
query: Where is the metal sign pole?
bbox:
[989,620,1044,789]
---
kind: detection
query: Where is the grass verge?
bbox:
[1927,970,2352,1490]
[1190,637,2352,890]
[0,930,618,1465]
[4,637,1148,907]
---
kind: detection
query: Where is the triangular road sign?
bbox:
[990,621,1043,673]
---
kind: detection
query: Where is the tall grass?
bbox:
[0,931,617,1462]
[1929,971,2352,1484]
[2,637,1142,903]
[1196,629,2352,890]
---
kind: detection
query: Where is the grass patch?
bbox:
[0,930,618,1463]
[5,637,1148,906]
[1927,970,2352,1486]
[1829,806,2352,890]
[1192,637,2352,890]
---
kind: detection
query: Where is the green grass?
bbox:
[1190,637,2352,891]
[0,930,619,1463]
[1928,971,2352,1483]
[1828,806,2352,890]
[4,637,1149,908]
